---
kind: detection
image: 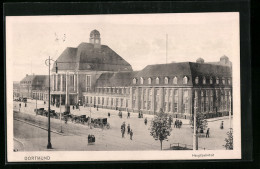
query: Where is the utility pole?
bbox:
[60,94,63,133]
[193,92,198,150]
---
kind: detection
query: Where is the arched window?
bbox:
[222,78,226,85]
[195,76,199,84]
[164,77,169,84]
[183,76,188,84]
[216,77,219,84]
[140,77,144,84]
[173,77,178,84]
[210,77,213,84]
[148,78,152,84]
[133,78,137,84]
[156,77,160,84]
[203,77,206,84]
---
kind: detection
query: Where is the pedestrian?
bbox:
[175,119,178,128]
[73,105,75,110]
[25,103,27,107]
[127,111,130,118]
[127,124,131,134]
[19,103,21,108]
[97,106,98,111]
[206,128,210,138]
[130,129,133,140]
[108,112,110,118]
[121,127,125,138]
[144,118,147,125]
[220,121,224,129]
[179,120,182,128]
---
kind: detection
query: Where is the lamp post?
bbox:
[45,56,58,149]
[193,91,198,150]
[60,94,63,133]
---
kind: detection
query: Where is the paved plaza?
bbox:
[13,99,233,151]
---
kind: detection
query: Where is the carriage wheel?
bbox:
[106,124,110,129]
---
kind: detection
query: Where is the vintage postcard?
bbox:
[6,13,241,162]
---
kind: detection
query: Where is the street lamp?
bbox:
[45,56,58,149]
[193,91,198,150]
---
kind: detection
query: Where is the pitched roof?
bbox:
[189,62,231,78]
[96,71,139,87]
[52,43,132,72]
[135,62,192,78]
[20,75,35,82]
[132,62,232,86]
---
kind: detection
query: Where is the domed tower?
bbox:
[220,55,229,64]
[196,57,205,63]
[89,29,101,49]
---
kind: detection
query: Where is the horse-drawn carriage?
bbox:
[34,108,45,115]
[92,118,110,129]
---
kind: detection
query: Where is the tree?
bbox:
[190,112,208,133]
[223,128,233,150]
[149,110,172,150]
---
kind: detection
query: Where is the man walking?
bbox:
[130,130,133,140]
[127,124,131,134]
[206,128,210,138]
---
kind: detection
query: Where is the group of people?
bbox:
[174,119,183,128]
[138,111,143,118]
[121,122,133,140]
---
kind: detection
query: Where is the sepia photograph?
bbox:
[6,12,241,161]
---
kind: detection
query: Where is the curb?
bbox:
[14,118,65,136]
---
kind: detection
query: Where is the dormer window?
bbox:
[183,76,188,84]
[133,78,137,84]
[210,77,213,84]
[173,77,178,84]
[195,77,199,84]
[222,78,226,85]
[203,77,206,85]
[164,77,169,84]
[148,78,152,84]
[140,77,144,84]
[156,77,160,84]
[216,77,219,84]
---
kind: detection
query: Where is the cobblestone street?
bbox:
[13,99,233,151]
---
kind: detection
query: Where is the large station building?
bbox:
[47,29,232,118]
[16,29,232,118]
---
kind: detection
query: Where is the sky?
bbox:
[6,13,239,82]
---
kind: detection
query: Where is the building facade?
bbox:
[50,30,132,111]
[41,29,231,118]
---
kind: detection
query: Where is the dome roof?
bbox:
[90,29,100,37]
[220,55,229,60]
[196,58,204,63]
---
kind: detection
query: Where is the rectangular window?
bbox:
[102,97,104,105]
[121,98,123,107]
[126,99,128,108]
[132,88,136,108]
[90,97,92,104]
[98,97,100,104]
[111,98,113,106]
[174,89,178,112]
[106,98,109,105]
[155,89,160,111]
[116,98,119,107]
[86,75,91,92]
[183,90,188,113]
